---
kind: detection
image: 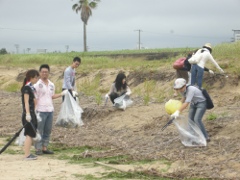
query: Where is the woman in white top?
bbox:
[191,43,224,88]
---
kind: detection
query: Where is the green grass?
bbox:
[207,113,218,121]
[143,80,156,105]
[3,82,22,92]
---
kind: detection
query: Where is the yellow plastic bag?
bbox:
[165,99,182,115]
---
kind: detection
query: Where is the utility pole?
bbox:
[65,45,69,53]
[14,44,19,54]
[26,48,31,53]
[134,29,142,50]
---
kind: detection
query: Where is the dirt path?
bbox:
[0,138,110,180]
[1,66,240,179]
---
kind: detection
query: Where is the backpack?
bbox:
[201,88,214,109]
[173,57,186,70]
[186,85,214,110]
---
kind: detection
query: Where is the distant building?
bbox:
[232,30,240,42]
[36,49,47,54]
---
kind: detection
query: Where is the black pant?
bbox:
[109,92,127,104]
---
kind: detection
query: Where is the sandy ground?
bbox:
[1,65,240,179]
[0,145,107,180]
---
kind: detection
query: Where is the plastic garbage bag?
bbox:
[15,128,25,146]
[56,91,84,128]
[173,116,206,147]
[113,94,133,110]
[165,99,182,115]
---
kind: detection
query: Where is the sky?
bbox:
[0,0,240,53]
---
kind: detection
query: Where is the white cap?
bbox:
[173,78,186,89]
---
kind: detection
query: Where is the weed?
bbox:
[73,174,99,180]
[4,82,21,92]
[94,92,102,105]
[207,113,218,121]
[79,73,101,96]
[102,171,170,179]
[143,80,156,105]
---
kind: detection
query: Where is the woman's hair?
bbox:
[114,72,127,91]
[21,69,39,91]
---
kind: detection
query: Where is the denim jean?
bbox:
[188,101,208,139]
[191,64,204,88]
[35,112,53,150]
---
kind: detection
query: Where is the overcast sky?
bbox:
[0,0,240,53]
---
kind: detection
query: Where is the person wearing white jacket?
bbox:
[191,43,224,88]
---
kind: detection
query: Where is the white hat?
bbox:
[173,78,186,89]
[204,43,212,49]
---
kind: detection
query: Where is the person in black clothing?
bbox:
[21,69,39,160]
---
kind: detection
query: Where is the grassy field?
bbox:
[0,41,240,99]
[0,42,239,72]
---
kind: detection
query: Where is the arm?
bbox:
[126,86,131,95]
[52,93,62,99]
[207,53,224,72]
[51,83,62,99]
[180,97,186,104]
[179,102,190,113]
[24,93,30,114]
[34,98,37,111]
[107,83,115,95]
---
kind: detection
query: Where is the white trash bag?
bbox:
[15,128,25,146]
[173,116,207,147]
[113,94,133,110]
[56,91,84,128]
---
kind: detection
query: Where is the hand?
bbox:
[26,113,31,122]
[219,68,224,73]
[105,94,109,99]
[125,91,131,96]
[209,70,214,75]
[61,89,68,96]
[72,91,78,97]
[171,110,180,119]
[33,131,41,142]
[35,111,41,122]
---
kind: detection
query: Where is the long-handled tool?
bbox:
[0,123,27,154]
[104,96,109,107]
[161,118,175,131]
[30,122,41,142]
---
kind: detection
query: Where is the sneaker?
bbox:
[42,149,54,154]
[35,149,43,155]
[25,154,37,160]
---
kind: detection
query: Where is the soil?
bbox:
[0,65,240,179]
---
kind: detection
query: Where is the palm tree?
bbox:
[72,0,100,52]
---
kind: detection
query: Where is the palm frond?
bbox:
[89,2,98,9]
[72,4,79,10]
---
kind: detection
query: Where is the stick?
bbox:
[161,118,175,131]
[0,123,27,154]
[104,96,108,107]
